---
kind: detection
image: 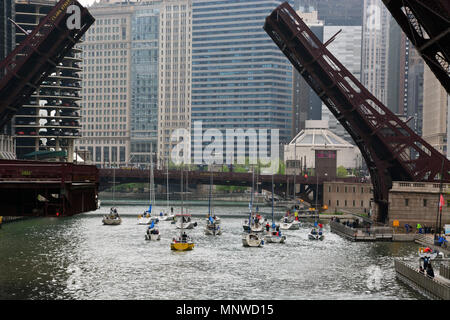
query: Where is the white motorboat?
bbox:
[280,220,300,230]
[308,227,324,240]
[242,232,264,247]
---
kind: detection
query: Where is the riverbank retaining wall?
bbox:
[394,259,450,300]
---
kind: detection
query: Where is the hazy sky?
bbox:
[79,0,97,6]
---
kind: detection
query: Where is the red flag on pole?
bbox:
[439,194,445,211]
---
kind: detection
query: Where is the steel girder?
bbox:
[264,2,450,223]
[0,0,95,130]
[381,0,450,93]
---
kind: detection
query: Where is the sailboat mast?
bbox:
[272,170,274,225]
[248,166,254,228]
[112,167,115,207]
[208,165,212,217]
[166,158,169,209]
[180,167,184,235]
[186,164,189,215]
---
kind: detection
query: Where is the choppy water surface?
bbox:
[0,204,423,300]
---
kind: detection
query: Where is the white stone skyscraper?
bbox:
[361,0,390,105]
[321,25,361,145]
[157,0,192,167]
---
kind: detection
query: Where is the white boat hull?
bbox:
[176,221,196,229]
[158,214,175,221]
[137,218,151,225]
[308,234,324,240]
[242,222,264,232]
[264,234,286,243]
[102,217,122,225]
[145,233,161,241]
[242,233,264,247]
[279,221,300,230]
[205,224,222,236]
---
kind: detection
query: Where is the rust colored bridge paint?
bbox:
[263,2,450,223]
[0,160,98,217]
[381,0,450,94]
[0,0,95,130]
[98,168,362,205]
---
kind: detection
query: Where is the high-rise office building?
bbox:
[157,0,192,167]
[294,0,363,26]
[191,0,292,162]
[407,48,424,137]
[422,65,449,156]
[0,0,16,159]
[321,25,362,145]
[130,2,160,165]
[0,0,14,61]
[361,0,390,105]
[292,9,323,138]
[13,0,82,161]
[76,1,134,166]
[76,0,191,167]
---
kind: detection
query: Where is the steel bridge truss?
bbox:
[381,0,450,93]
[264,2,450,223]
[0,0,95,129]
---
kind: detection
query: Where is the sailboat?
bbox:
[242,169,264,232]
[242,167,264,247]
[138,154,154,225]
[176,167,196,229]
[205,167,222,236]
[171,168,194,251]
[102,167,122,225]
[265,172,286,244]
[279,209,300,230]
[158,160,176,222]
[145,219,161,241]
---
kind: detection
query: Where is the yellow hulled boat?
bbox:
[170,241,195,251]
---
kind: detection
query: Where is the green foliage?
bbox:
[336,165,348,177]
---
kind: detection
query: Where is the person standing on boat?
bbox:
[294,210,298,221]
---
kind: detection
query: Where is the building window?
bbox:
[353,200,356,207]
[423,199,427,207]
[336,200,339,206]
[361,200,364,207]
[345,200,347,207]
[405,199,409,206]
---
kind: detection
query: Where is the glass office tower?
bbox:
[191,0,292,163]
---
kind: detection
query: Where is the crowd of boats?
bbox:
[101,160,325,251]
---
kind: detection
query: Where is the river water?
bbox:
[0,203,424,300]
